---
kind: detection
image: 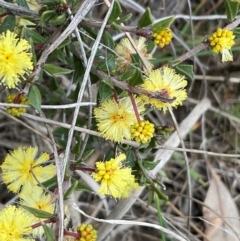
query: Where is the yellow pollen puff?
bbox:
[208,28,235,62]
[131,120,155,144]
[91,153,139,198]
[153,28,173,48]
[6,93,28,117]
[78,223,97,241]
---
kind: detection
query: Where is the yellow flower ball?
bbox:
[152,28,173,48]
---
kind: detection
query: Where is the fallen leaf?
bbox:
[203,168,240,241]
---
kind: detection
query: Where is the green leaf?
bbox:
[58,37,72,49]
[190,169,205,185]
[233,27,240,35]
[152,16,175,31]
[102,31,115,50]
[156,190,169,201]
[115,13,132,24]
[49,77,59,91]
[55,139,67,148]
[41,176,58,189]
[110,22,121,32]
[130,53,141,69]
[120,69,136,81]
[174,64,194,81]
[24,28,45,44]
[72,135,82,154]
[98,54,115,71]
[74,178,92,192]
[147,189,155,205]
[64,179,79,200]
[40,10,56,27]
[128,68,144,86]
[143,158,159,170]
[69,82,80,101]
[28,85,42,112]
[108,0,122,23]
[75,149,95,165]
[53,127,68,136]
[21,205,54,219]
[138,7,154,28]
[43,63,73,77]
[28,37,37,66]
[49,13,66,26]
[43,225,55,241]
[0,15,16,33]
[125,149,135,168]
[99,81,113,101]
[224,0,239,21]
[73,56,84,83]
[17,0,29,8]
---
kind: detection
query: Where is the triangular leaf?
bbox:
[108,0,122,23]
[174,64,194,81]
[99,81,113,101]
[0,15,16,33]
[43,225,55,241]
[125,149,135,168]
[138,7,154,28]
[28,85,42,112]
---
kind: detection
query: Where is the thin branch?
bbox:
[81,16,240,65]
[168,107,192,234]
[61,0,114,183]
[0,0,39,17]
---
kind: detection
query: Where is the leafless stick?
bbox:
[0,0,39,17]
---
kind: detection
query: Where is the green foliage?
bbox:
[99,81,113,101]
[128,67,144,86]
[97,54,116,71]
[108,0,122,23]
[43,63,73,76]
[21,205,54,219]
[28,85,42,112]
[143,157,159,170]
[174,64,194,81]
[43,225,55,241]
[224,0,239,21]
[17,0,29,8]
[115,13,132,24]
[24,28,45,44]
[64,179,79,200]
[152,16,175,31]
[74,178,92,192]
[0,15,16,33]
[102,31,115,50]
[41,176,58,189]
[138,7,154,28]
